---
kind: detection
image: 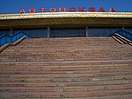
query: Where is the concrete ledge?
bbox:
[0,12,132,20]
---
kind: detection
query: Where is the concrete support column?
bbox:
[122,26,125,30]
[86,26,89,37]
[47,27,50,38]
[10,28,13,36]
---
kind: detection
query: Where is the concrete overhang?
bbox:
[0,12,132,29]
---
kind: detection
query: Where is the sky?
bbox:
[0,0,132,13]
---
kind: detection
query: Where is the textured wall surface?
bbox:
[0,12,132,29]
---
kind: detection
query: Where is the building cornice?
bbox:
[0,12,132,20]
[0,12,132,29]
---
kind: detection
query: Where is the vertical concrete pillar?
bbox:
[47,27,50,38]
[86,26,89,37]
[10,28,13,36]
[122,26,125,30]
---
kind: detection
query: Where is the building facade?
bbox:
[0,12,132,38]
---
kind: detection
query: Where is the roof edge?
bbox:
[0,12,132,20]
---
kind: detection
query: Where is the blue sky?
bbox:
[0,0,132,13]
